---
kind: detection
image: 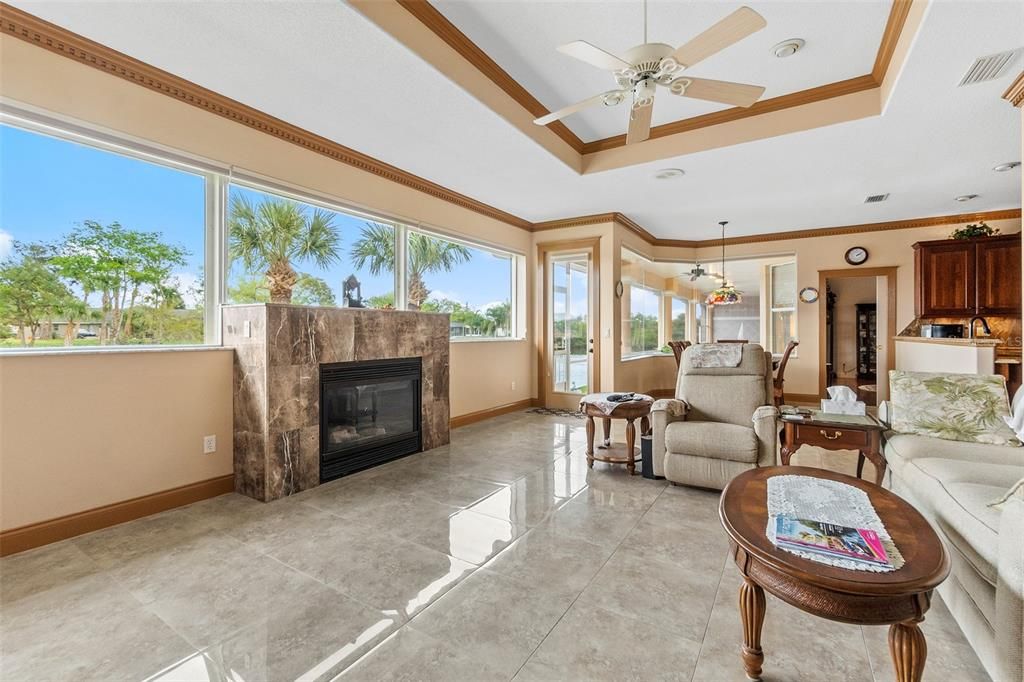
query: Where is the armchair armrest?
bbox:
[752,405,780,467]
[650,399,688,478]
[994,482,1024,682]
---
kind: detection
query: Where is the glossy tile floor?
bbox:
[1,412,990,681]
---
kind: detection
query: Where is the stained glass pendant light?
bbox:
[706,220,743,305]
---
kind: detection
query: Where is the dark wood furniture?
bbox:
[914,233,1021,317]
[719,466,950,682]
[856,303,877,381]
[779,412,887,485]
[668,340,691,369]
[772,340,799,407]
[717,339,748,344]
[581,397,653,476]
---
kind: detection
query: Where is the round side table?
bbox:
[579,394,654,475]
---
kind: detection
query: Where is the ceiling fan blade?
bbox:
[557,40,632,71]
[533,90,625,126]
[673,77,765,107]
[626,102,653,145]
[669,6,767,69]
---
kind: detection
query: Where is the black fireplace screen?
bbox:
[319,357,422,482]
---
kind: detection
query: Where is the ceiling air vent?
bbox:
[864,193,889,204]
[958,50,1020,86]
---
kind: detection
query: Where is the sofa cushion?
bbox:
[889,371,1020,446]
[884,433,1024,479]
[899,457,1023,585]
[665,420,758,463]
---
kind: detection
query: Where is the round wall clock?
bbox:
[799,287,819,303]
[844,246,869,265]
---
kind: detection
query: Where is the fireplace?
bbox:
[319,357,422,482]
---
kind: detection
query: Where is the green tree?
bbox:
[366,292,395,309]
[350,223,471,309]
[484,301,511,336]
[229,274,336,306]
[0,242,73,346]
[228,195,341,304]
[51,221,189,343]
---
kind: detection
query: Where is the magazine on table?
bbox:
[773,516,891,568]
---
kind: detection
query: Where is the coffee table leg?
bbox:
[585,415,595,468]
[602,417,611,447]
[625,418,636,475]
[739,578,766,680]
[889,620,927,682]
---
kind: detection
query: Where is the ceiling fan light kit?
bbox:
[533,5,768,145]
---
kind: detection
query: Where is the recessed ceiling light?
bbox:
[655,168,685,180]
[955,194,979,202]
[771,39,805,58]
[993,161,1021,172]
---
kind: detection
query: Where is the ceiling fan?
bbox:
[534,3,767,144]
[687,263,707,281]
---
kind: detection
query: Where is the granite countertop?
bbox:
[893,336,1003,347]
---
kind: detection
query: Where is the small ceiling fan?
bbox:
[687,263,707,281]
[534,3,767,144]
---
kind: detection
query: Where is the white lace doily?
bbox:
[766,475,904,573]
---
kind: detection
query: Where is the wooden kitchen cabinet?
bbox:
[914,233,1021,317]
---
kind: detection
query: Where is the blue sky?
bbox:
[1,124,512,310]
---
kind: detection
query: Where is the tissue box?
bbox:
[820,399,866,416]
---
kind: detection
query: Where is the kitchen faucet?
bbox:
[968,316,991,339]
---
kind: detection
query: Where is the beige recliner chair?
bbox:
[650,343,778,489]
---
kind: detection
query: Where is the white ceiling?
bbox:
[7,0,1023,241]
[433,0,891,141]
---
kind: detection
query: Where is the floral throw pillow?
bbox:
[888,371,1021,447]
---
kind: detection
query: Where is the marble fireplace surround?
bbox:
[223,304,450,502]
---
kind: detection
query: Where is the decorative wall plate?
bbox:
[799,286,819,303]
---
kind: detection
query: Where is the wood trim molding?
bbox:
[872,0,914,83]
[394,0,914,156]
[1003,71,1024,108]
[0,474,234,556]
[0,2,533,231]
[449,398,536,429]
[395,0,584,154]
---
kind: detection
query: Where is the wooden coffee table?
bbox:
[780,411,887,485]
[580,395,653,475]
[719,466,949,682]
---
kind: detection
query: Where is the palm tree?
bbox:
[228,195,341,303]
[350,223,471,308]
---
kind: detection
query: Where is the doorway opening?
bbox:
[819,268,897,406]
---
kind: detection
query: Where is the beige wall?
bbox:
[0,350,233,530]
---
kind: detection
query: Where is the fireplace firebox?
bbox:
[319,357,422,482]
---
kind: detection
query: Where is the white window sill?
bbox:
[620,352,672,362]
[0,344,227,358]
[449,336,526,344]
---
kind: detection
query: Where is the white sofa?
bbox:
[880,397,1024,682]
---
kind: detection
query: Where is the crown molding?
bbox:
[0,2,533,231]
[1003,71,1024,108]
[395,0,584,154]
[872,0,913,83]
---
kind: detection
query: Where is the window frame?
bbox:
[0,107,527,353]
[767,261,798,355]
[622,281,663,359]
[668,294,688,343]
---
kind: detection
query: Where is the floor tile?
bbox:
[483,526,615,599]
[408,568,574,678]
[339,625,506,681]
[469,465,586,527]
[515,601,703,681]
[0,539,100,605]
[536,494,646,549]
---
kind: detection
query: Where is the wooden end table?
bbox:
[720,466,950,682]
[780,411,887,485]
[580,395,653,476]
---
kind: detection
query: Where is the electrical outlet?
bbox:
[203,435,217,454]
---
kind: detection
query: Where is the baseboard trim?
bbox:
[0,474,235,557]
[450,398,537,429]
[784,393,821,406]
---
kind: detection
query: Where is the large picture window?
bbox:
[226,184,394,310]
[769,261,797,353]
[626,284,661,355]
[406,229,515,339]
[670,296,687,341]
[0,123,208,348]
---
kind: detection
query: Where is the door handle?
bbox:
[819,430,842,440]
